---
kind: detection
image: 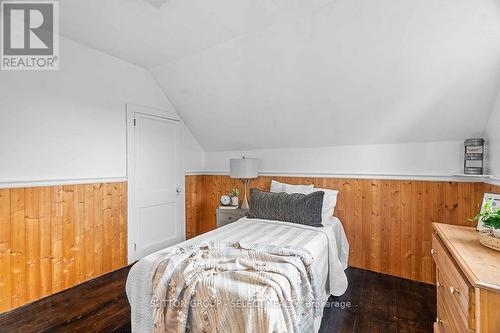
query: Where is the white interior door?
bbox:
[127,105,184,262]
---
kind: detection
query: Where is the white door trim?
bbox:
[126,104,185,263]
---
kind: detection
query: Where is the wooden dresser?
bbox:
[432,223,500,333]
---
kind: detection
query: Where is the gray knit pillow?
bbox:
[248,189,324,227]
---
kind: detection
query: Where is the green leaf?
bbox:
[483,216,500,229]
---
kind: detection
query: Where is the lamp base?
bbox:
[241,194,249,210]
[241,179,249,210]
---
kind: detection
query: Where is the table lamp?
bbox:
[230,157,259,210]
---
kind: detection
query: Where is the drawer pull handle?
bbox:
[449,286,460,295]
[431,249,436,255]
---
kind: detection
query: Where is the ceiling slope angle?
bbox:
[59,0,332,68]
[60,0,500,152]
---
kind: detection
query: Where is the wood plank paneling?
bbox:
[11,188,26,308]
[0,189,11,312]
[51,185,63,294]
[62,186,75,290]
[39,187,52,298]
[0,182,127,314]
[185,175,498,284]
[185,176,199,239]
[25,188,40,302]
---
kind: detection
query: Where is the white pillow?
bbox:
[270,180,285,193]
[270,180,314,194]
[283,183,314,194]
[312,188,339,219]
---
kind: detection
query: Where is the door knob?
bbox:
[176,188,182,193]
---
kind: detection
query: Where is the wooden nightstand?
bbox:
[216,208,248,228]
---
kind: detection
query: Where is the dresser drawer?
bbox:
[436,280,455,333]
[216,210,246,227]
[432,232,475,330]
[436,269,474,333]
[434,321,446,333]
[433,322,445,333]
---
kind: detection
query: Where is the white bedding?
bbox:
[183,217,349,295]
[126,216,349,332]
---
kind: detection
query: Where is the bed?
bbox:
[126,216,349,333]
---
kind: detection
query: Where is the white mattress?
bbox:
[183,216,349,297]
[126,216,349,332]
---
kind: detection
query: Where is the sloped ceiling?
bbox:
[60,0,500,151]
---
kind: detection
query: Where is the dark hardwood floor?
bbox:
[318,268,436,332]
[0,267,132,333]
[0,266,436,333]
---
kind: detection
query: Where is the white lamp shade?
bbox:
[230,158,259,179]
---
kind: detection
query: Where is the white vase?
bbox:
[493,229,500,239]
[231,196,239,207]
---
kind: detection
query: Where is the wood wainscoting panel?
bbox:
[0,182,127,313]
[185,175,497,284]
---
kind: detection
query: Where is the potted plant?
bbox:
[471,198,500,239]
[229,188,240,207]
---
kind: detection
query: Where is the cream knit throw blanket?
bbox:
[148,241,319,333]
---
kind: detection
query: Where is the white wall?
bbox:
[0,36,492,184]
[183,125,205,173]
[0,37,204,185]
[486,93,500,178]
[202,141,466,180]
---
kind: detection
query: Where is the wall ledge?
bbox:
[185,171,488,183]
[0,177,127,189]
[486,177,500,186]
